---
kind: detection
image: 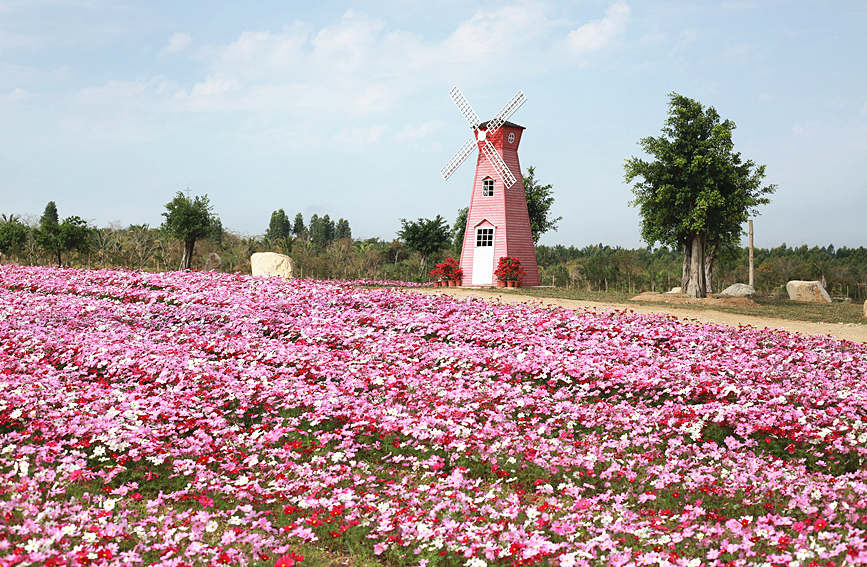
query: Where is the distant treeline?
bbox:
[3,211,866,299]
[536,243,867,299]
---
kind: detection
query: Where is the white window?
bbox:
[482,178,494,197]
[476,227,493,247]
[508,132,515,144]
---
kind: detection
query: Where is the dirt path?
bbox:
[410,287,867,344]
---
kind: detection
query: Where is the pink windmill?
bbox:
[440,87,540,287]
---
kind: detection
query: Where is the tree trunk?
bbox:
[181,239,195,270]
[682,234,707,298]
[704,243,716,294]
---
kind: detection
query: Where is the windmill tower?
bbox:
[440,87,540,286]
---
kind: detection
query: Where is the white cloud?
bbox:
[6,87,28,100]
[332,124,385,147]
[57,4,627,147]
[446,2,552,61]
[190,75,236,97]
[394,120,444,142]
[791,122,819,137]
[163,32,191,54]
[567,2,630,53]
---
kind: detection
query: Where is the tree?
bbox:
[322,215,335,244]
[36,202,61,264]
[58,217,92,263]
[624,93,776,297]
[292,213,306,238]
[265,209,291,242]
[161,191,219,270]
[0,216,28,262]
[335,218,351,240]
[451,207,468,255]
[35,201,92,266]
[310,214,330,248]
[397,215,451,273]
[523,167,562,244]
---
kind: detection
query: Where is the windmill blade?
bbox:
[440,138,477,180]
[485,90,526,135]
[480,139,517,188]
[449,86,481,130]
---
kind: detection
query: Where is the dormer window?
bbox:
[482,177,494,197]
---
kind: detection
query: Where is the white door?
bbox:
[472,226,495,285]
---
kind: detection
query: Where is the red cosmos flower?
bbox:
[97,549,112,560]
[814,517,828,530]
[274,552,304,567]
[197,494,214,507]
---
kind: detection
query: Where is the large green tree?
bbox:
[523,166,562,244]
[35,202,92,266]
[398,215,451,273]
[265,209,291,243]
[161,191,219,270]
[624,93,776,297]
[292,213,306,238]
[0,215,28,262]
[335,218,351,240]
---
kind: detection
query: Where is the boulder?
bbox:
[720,283,755,297]
[251,252,295,279]
[666,286,683,294]
[786,280,831,303]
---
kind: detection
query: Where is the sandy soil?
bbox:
[629,291,758,307]
[409,287,867,344]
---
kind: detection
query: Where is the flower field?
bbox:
[2,265,867,567]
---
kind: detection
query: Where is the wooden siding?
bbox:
[459,124,541,286]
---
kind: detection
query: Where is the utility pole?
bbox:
[748,220,754,288]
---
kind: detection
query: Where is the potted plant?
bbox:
[494,256,526,288]
[433,258,462,287]
[453,267,463,287]
[428,265,444,286]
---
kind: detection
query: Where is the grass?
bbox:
[483,286,866,324]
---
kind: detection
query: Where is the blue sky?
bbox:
[2,1,865,247]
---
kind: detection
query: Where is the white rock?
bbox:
[863,301,866,318]
[250,252,295,279]
[720,283,755,297]
[786,280,831,303]
[666,286,683,294]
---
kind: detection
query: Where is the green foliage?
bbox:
[523,166,562,244]
[309,214,336,248]
[160,191,219,269]
[397,215,451,271]
[451,207,468,255]
[624,93,776,250]
[292,212,306,238]
[59,216,92,256]
[161,191,216,243]
[0,216,28,259]
[34,202,92,266]
[265,209,291,242]
[335,218,351,240]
